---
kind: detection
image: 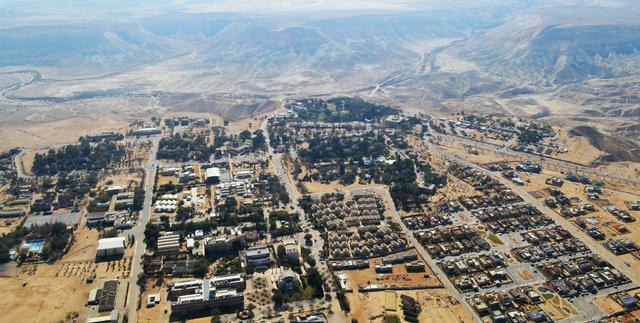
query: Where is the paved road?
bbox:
[434,132,640,188]
[13,150,29,179]
[124,136,160,322]
[370,187,483,323]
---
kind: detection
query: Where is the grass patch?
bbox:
[542,293,555,300]
[385,315,400,323]
[487,233,504,245]
[385,291,397,311]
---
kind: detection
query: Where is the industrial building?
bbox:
[131,127,162,136]
[205,167,221,183]
[98,280,119,312]
[0,208,24,218]
[96,237,126,259]
[156,233,180,255]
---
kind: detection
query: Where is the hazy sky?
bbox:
[1,0,636,23]
[177,0,522,13]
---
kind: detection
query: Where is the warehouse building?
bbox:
[206,167,221,184]
[131,127,161,136]
[156,233,180,255]
[96,237,126,259]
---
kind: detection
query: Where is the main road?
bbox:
[124,135,160,322]
[368,188,483,323]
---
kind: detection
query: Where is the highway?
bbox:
[124,136,160,322]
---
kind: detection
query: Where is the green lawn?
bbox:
[385,315,400,323]
[487,233,504,245]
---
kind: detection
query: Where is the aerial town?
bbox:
[1,97,639,323]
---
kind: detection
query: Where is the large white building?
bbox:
[206,167,221,183]
[96,237,126,259]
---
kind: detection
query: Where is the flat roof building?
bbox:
[96,237,125,259]
[206,167,221,183]
[243,245,271,269]
[169,279,243,313]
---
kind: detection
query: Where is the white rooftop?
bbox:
[97,237,125,250]
[206,167,221,178]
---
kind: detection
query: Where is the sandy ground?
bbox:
[347,288,473,323]
[0,225,133,322]
[97,172,143,191]
[137,280,171,323]
[538,294,579,321]
[0,114,130,151]
[0,217,23,235]
[430,175,477,203]
[554,130,603,165]
[593,293,625,315]
[303,181,388,195]
[340,251,469,323]
[225,112,271,133]
[0,275,93,323]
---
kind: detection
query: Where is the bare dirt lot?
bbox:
[347,289,474,323]
[303,181,388,195]
[0,275,93,323]
[537,293,579,321]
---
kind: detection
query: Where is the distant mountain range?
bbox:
[0,3,639,118]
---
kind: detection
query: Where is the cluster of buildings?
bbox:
[513,237,589,262]
[154,194,178,213]
[86,280,120,323]
[440,252,510,292]
[604,239,639,255]
[473,204,553,233]
[163,165,201,184]
[414,225,490,259]
[605,205,635,223]
[400,294,421,323]
[87,210,135,229]
[467,286,548,322]
[540,255,631,297]
[403,213,452,230]
[310,192,384,231]
[329,226,408,259]
[452,166,525,208]
[31,192,76,211]
[164,117,209,128]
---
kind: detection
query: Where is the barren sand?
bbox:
[0,275,93,323]
[0,114,130,151]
